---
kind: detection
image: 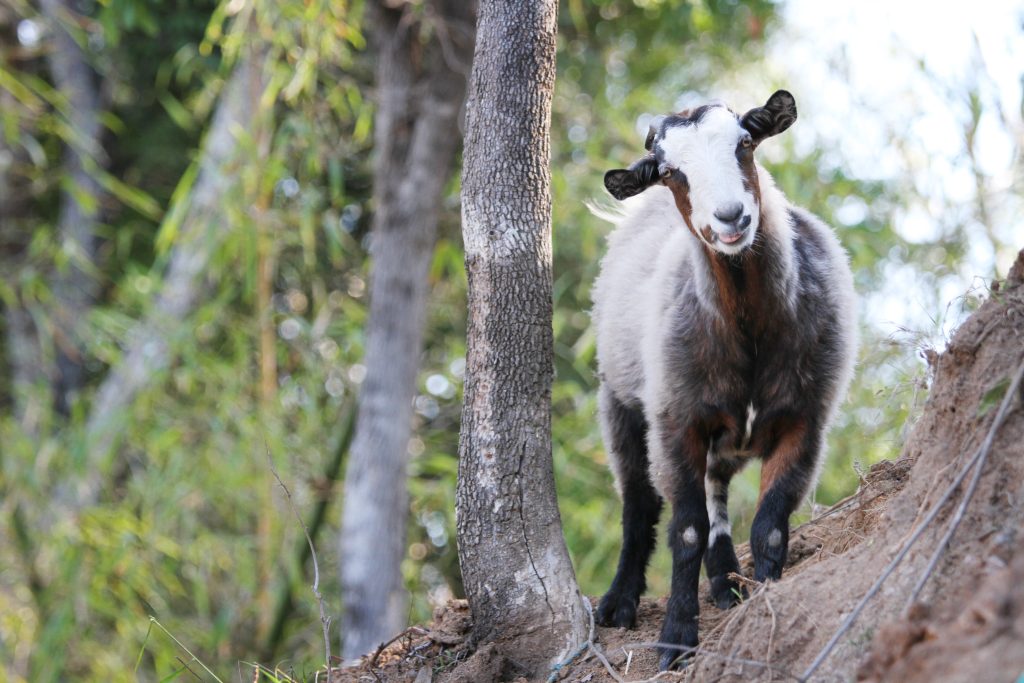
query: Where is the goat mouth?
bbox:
[717,230,746,245]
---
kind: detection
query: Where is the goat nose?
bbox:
[714,202,744,224]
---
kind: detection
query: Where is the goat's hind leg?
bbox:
[704,455,745,609]
[596,388,662,629]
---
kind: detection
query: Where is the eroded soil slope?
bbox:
[332,248,1024,683]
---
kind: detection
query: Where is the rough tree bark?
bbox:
[454,0,587,675]
[39,0,105,414]
[79,49,268,503]
[339,0,475,660]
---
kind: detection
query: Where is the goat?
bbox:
[590,91,857,670]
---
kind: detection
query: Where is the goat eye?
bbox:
[661,168,673,180]
[740,136,753,149]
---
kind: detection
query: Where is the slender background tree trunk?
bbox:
[339,0,475,660]
[455,0,587,674]
[0,68,39,424]
[0,7,48,429]
[39,0,105,414]
[80,49,268,504]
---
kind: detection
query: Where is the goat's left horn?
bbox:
[645,115,667,151]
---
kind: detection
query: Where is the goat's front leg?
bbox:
[658,464,709,670]
[597,390,662,629]
[704,455,745,609]
[751,420,820,581]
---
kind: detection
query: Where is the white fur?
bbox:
[591,186,688,406]
[705,469,732,545]
[659,108,757,254]
[742,403,757,450]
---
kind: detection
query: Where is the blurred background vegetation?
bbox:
[0,0,1020,680]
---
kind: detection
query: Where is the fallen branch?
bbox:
[799,355,1024,681]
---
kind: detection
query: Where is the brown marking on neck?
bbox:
[706,251,744,321]
[665,166,775,333]
[706,236,770,334]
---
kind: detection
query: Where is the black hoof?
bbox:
[657,618,697,671]
[596,590,639,628]
[753,563,783,583]
[709,573,746,610]
[657,646,692,671]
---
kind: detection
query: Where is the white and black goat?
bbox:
[591,91,857,670]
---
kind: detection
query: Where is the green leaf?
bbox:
[158,92,198,132]
[977,376,1011,417]
[96,170,164,220]
[155,159,201,253]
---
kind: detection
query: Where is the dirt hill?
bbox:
[332,247,1024,683]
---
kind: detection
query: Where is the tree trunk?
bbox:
[80,48,268,504]
[455,0,587,674]
[38,0,105,414]
[1,159,45,428]
[0,9,46,427]
[339,0,475,660]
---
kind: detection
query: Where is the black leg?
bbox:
[703,455,744,609]
[658,472,708,671]
[751,486,793,582]
[752,424,820,582]
[596,390,661,629]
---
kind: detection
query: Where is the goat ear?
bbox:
[741,90,797,142]
[645,115,666,151]
[604,157,659,200]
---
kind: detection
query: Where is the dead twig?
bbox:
[175,655,203,680]
[546,595,626,683]
[265,441,334,678]
[800,356,1024,682]
[582,596,626,683]
[621,642,802,682]
[727,572,762,590]
[368,626,429,672]
[764,592,777,677]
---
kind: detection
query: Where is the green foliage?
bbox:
[1,1,372,680]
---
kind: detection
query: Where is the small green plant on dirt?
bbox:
[433,647,470,677]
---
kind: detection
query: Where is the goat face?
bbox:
[604,91,797,256]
